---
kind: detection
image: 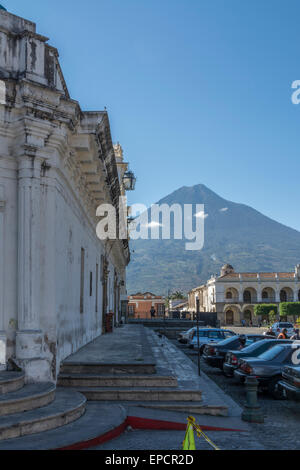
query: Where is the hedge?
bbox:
[254,304,278,317]
[279,302,300,318]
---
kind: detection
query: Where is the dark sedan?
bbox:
[234,343,300,398]
[202,334,268,370]
[278,365,300,401]
[223,339,292,377]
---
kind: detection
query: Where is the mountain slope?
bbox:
[127,184,300,295]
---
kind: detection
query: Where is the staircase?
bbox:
[57,325,200,404]
[56,326,227,416]
[58,364,202,404]
[0,371,86,441]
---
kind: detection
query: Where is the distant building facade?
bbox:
[188,264,300,326]
[0,9,133,382]
[128,293,166,319]
[169,299,188,311]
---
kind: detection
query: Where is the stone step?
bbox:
[60,363,156,375]
[57,374,178,388]
[0,403,126,450]
[135,401,228,417]
[0,389,86,441]
[0,383,55,417]
[78,387,203,402]
[0,372,25,395]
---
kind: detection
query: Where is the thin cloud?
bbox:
[195,211,209,219]
[144,221,163,228]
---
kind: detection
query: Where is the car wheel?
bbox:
[268,378,286,400]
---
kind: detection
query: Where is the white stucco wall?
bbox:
[0,9,130,382]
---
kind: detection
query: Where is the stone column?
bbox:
[256,274,261,303]
[293,289,298,302]
[16,155,49,382]
[0,187,6,370]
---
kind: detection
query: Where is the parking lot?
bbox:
[171,330,300,450]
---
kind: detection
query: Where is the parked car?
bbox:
[203,334,267,370]
[233,343,300,398]
[278,365,300,401]
[271,322,294,338]
[223,339,292,377]
[178,327,233,345]
[187,328,236,353]
[178,327,200,344]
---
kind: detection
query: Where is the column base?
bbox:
[16,330,43,359]
[242,406,264,423]
[16,358,51,384]
[16,330,51,383]
[0,331,6,369]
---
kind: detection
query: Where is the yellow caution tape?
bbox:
[182,416,220,451]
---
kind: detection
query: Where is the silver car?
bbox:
[188,328,236,353]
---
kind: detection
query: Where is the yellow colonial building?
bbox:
[188,264,300,326]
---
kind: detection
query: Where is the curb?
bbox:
[57,415,246,450]
[127,416,246,433]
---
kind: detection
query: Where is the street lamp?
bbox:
[196,298,201,376]
[123,170,136,191]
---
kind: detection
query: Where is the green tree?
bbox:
[269,310,277,325]
[254,304,278,318]
[280,302,300,321]
[171,291,186,300]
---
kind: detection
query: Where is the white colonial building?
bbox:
[188,264,300,326]
[0,9,133,382]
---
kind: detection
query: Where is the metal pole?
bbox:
[196,298,201,376]
[164,290,168,338]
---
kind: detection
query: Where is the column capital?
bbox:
[18,155,43,180]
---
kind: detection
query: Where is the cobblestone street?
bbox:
[172,338,300,450]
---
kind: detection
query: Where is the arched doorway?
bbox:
[280,287,293,302]
[225,310,234,325]
[244,309,252,325]
[225,287,239,302]
[280,289,287,302]
[261,287,276,303]
[243,288,257,303]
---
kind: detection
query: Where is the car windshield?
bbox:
[279,323,293,328]
[240,341,266,353]
[217,336,238,346]
[258,345,286,361]
[185,328,195,335]
[223,331,235,338]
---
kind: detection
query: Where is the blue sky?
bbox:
[7,0,300,230]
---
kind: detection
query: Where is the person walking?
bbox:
[150,306,156,319]
[277,328,288,340]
